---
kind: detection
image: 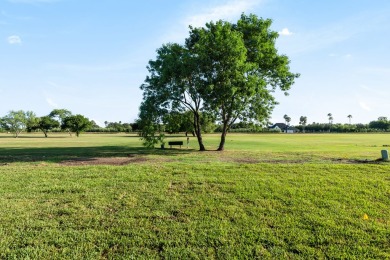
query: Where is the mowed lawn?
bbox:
[0,133,389,259]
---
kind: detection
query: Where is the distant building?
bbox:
[269,123,299,133]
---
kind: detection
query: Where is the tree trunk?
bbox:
[217,121,229,151]
[193,112,206,151]
[44,130,48,138]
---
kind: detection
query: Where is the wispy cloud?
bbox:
[279,10,389,55]
[46,97,58,108]
[163,0,262,43]
[279,28,293,36]
[7,35,22,45]
[185,0,262,28]
[359,101,371,111]
[1,10,32,20]
[328,53,353,59]
[343,54,352,59]
[46,62,137,72]
[361,67,390,76]
[8,0,60,3]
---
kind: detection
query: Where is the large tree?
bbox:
[190,15,299,150]
[139,13,299,151]
[140,43,207,150]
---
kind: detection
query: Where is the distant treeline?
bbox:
[295,122,389,133]
[1,108,390,137]
[225,119,390,133]
[0,109,141,138]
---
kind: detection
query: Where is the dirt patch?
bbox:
[332,158,388,164]
[231,158,261,164]
[59,156,148,166]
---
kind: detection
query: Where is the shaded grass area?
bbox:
[0,163,389,258]
[0,133,193,164]
[1,133,390,164]
[0,145,192,164]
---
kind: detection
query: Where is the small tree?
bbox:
[62,114,92,137]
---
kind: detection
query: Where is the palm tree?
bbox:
[347,115,352,124]
[299,116,307,133]
[327,113,333,132]
[283,114,291,133]
[327,113,333,124]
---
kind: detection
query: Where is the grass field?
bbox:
[0,133,389,259]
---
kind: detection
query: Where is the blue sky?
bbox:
[1,0,390,126]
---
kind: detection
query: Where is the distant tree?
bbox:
[104,121,131,132]
[369,117,390,131]
[283,114,291,132]
[130,122,140,132]
[49,109,72,124]
[327,113,333,132]
[347,115,352,124]
[90,120,101,129]
[49,109,72,135]
[163,111,191,135]
[0,110,36,138]
[62,114,92,137]
[299,116,307,133]
[162,110,215,136]
[122,123,132,133]
[283,114,291,125]
[33,116,60,137]
[327,113,333,124]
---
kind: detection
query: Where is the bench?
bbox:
[168,141,183,149]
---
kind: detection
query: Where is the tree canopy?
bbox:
[0,110,36,138]
[31,116,60,137]
[61,114,92,137]
[139,13,299,150]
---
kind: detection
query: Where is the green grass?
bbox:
[0,133,389,258]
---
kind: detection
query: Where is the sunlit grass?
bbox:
[0,133,389,258]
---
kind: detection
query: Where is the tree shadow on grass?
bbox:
[0,146,195,164]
